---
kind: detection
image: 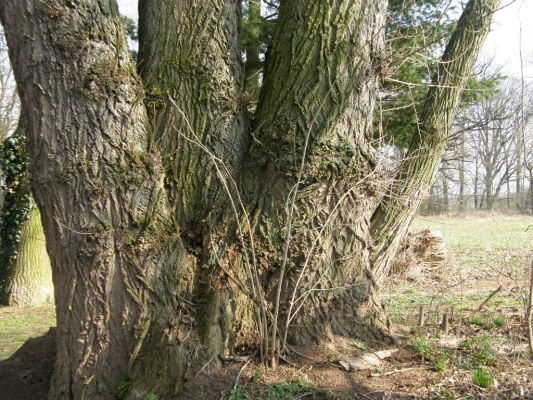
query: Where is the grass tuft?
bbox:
[471,368,494,388]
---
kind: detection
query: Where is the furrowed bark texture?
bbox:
[138,0,254,360]
[138,0,245,230]
[0,0,500,398]
[245,0,390,344]
[370,0,501,282]
[0,1,193,399]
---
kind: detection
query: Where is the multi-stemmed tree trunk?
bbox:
[0,119,52,305]
[0,0,499,399]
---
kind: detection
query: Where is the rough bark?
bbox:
[138,0,245,230]
[0,0,500,398]
[0,1,193,399]
[0,204,53,305]
[138,0,254,361]
[245,0,390,346]
[370,0,501,282]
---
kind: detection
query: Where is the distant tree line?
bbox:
[422,78,533,214]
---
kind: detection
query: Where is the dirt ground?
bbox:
[1,324,529,399]
[0,329,447,400]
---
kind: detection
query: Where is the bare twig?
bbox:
[476,285,502,313]
[232,358,252,392]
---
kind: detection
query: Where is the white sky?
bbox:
[480,0,533,80]
[117,0,533,80]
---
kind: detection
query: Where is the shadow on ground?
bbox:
[0,328,55,400]
[0,331,426,400]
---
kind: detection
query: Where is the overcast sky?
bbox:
[117,0,533,80]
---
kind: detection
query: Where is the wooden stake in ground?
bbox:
[418,305,425,327]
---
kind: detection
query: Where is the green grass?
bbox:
[460,334,500,367]
[384,215,532,325]
[412,215,532,274]
[411,215,532,251]
[409,336,453,372]
[471,368,494,388]
[0,304,55,360]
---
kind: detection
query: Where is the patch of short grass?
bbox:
[409,336,453,372]
[0,304,56,360]
[411,215,532,251]
[460,334,499,367]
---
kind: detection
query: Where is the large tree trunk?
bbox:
[0,204,53,305]
[244,0,391,352]
[0,119,52,306]
[0,2,192,398]
[0,0,499,398]
[137,0,251,361]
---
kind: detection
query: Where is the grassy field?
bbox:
[384,214,532,324]
[0,213,532,399]
[413,214,531,274]
[0,304,55,360]
[380,214,533,398]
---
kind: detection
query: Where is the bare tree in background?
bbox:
[424,79,533,213]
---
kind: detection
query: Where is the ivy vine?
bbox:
[0,119,33,301]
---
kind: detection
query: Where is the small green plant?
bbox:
[252,368,264,384]
[434,353,449,372]
[296,374,313,388]
[435,388,455,399]
[143,394,159,400]
[370,366,383,375]
[348,340,367,350]
[461,334,499,366]
[229,386,248,400]
[410,337,433,360]
[471,368,494,388]
[470,315,486,328]
[325,353,340,363]
[267,382,302,399]
[492,315,506,328]
[409,336,452,372]
[470,314,506,330]
[116,378,130,399]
